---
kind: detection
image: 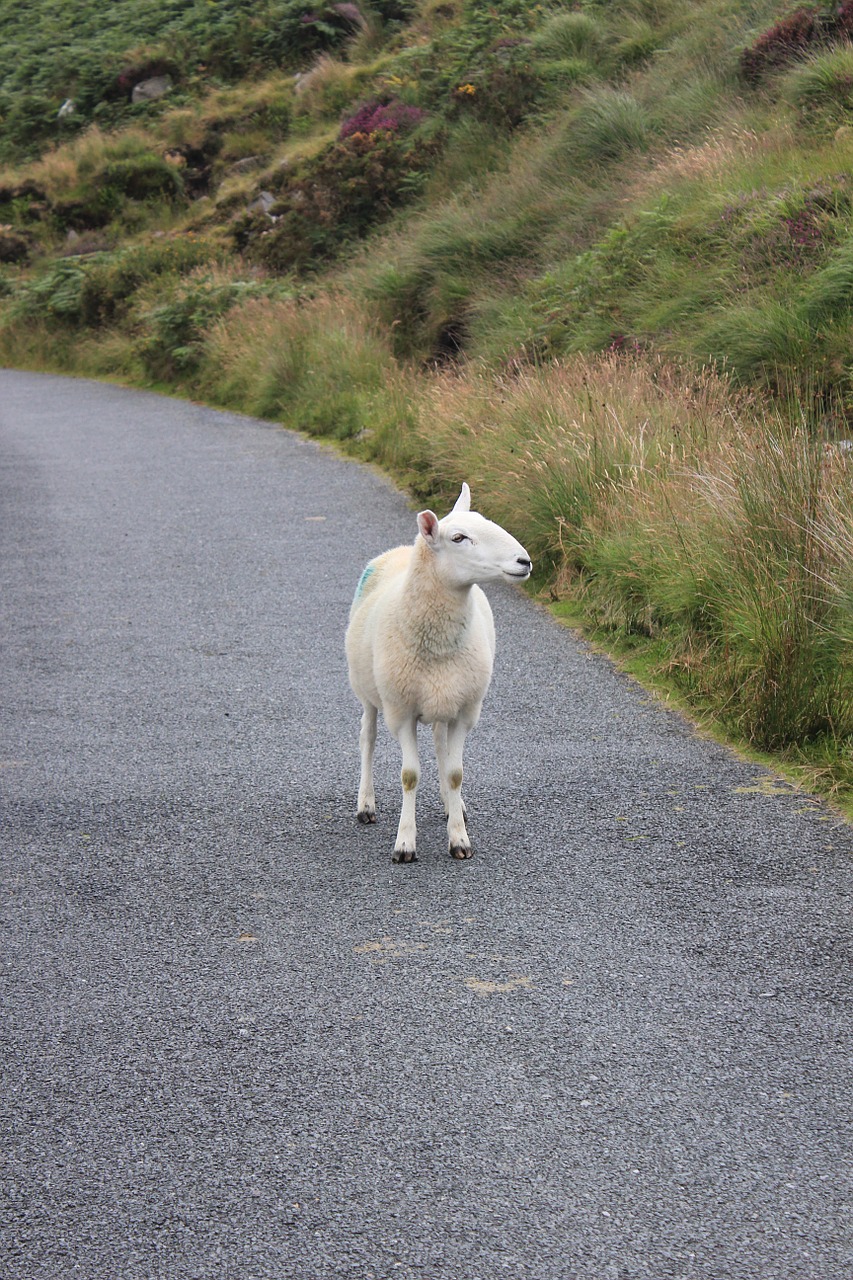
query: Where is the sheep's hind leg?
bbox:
[356,702,378,824]
[433,722,450,815]
[392,717,419,863]
[445,719,473,860]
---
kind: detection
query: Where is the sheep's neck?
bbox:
[401,542,473,657]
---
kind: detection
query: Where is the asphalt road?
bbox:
[1,370,851,1280]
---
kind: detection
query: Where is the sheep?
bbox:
[345,483,532,863]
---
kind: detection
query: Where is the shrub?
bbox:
[253,1,367,62]
[11,258,89,323]
[339,97,426,138]
[0,226,31,263]
[450,42,542,130]
[51,191,117,232]
[9,239,216,328]
[741,4,853,87]
[238,125,438,270]
[137,274,267,380]
[740,7,821,85]
[1,93,64,159]
[49,150,186,231]
[371,0,416,20]
[96,153,184,201]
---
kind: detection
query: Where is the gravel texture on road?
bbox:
[1,370,851,1280]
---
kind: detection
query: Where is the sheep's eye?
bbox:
[451,533,468,544]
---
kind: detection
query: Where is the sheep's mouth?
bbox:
[504,568,532,580]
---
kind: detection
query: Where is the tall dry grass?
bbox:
[417,352,853,760]
[417,354,731,560]
[202,291,430,485]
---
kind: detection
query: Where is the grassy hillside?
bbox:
[1,0,852,800]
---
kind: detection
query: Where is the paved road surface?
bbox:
[1,371,851,1279]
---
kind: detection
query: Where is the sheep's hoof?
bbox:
[392,848,417,864]
[450,845,474,860]
[357,808,376,825]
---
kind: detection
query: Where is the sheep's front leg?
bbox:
[392,717,420,863]
[356,702,378,824]
[445,719,473,860]
[433,722,466,821]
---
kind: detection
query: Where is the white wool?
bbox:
[345,483,531,863]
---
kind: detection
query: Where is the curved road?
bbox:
[1,371,850,1280]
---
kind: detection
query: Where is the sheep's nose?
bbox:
[517,556,532,572]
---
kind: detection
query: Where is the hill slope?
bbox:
[1,0,852,798]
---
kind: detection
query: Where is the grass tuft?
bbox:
[571,87,654,161]
[532,12,608,63]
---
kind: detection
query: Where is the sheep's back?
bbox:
[346,546,411,707]
[349,545,411,617]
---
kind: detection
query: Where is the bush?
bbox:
[339,97,426,138]
[51,192,117,232]
[11,258,89,323]
[238,125,439,270]
[9,239,216,328]
[740,8,821,86]
[137,275,267,380]
[740,3,853,87]
[49,150,186,231]
[254,1,367,63]
[96,153,184,201]
[450,42,542,130]
[0,93,65,159]
[0,226,31,263]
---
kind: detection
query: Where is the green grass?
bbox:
[783,43,853,122]
[571,87,655,161]
[531,12,609,64]
[553,604,853,822]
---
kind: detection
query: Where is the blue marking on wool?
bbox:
[355,563,376,600]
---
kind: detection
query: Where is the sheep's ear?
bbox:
[417,510,440,547]
[452,483,471,514]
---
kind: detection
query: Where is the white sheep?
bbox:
[345,483,532,863]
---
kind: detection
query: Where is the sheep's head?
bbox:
[417,484,532,588]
